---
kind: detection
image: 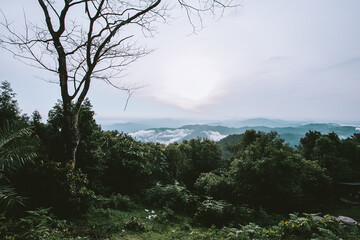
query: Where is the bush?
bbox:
[225,223,279,240]
[15,161,95,217]
[195,198,255,227]
[144,181,198,213]
[277,213,359,239]
[0,208,69,240]
[155,207,175,223]
[194,172,231,200]
[94,193,135,211]
[194,198,234,226]
[224,213,360,240]
[124,217,146,231]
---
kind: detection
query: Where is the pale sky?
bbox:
[0,0,359,124]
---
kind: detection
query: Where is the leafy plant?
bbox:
[195,198,234,226]
[145,181,198,213]
[94,193,135,211]
[0,208,69,240]
[0,122,37,211]
[124,216,146,231]
[194,172,231,200]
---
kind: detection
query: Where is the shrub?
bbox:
[17,161,95,217]
[94,193,135,211]
[225,223,279,240]
[0,208,69,240]
[194,198,234,226]
[144,181,198,213]
[195,198,255,227]
[194,172,231,200]
[156,207,175,223]
[124,217,146,231]
[277,213,359,239]
[224,213,359,240]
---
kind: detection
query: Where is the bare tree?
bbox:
[0,0,239,166]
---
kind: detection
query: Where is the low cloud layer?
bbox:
[202,131,228,142]
[130,129,193,145]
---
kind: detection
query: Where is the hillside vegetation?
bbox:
[1,81,360,239]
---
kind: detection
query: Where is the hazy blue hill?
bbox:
[297,123,358,137]
[101,119,209,133]
[180,124,239,134]
[209,118,305,128]
[102,122,151,133]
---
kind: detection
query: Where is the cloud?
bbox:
[130,130,156,140]
[130,129,193,144]
[202,131,228,141]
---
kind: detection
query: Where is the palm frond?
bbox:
[0,185,26,211]
[0,122,34,149]
[0,122,37,211]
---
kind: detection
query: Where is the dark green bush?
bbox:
[0,208,69,240]
[156,207,175,223]
[16,161,95,217]
[195,199,255,227]
[93,193,135,211]
[224,213,359,240]
[144,181,198,213]
[225,223,279,240]
[194,198,234,226]
[124,216,146,231]
[194,172,231,200]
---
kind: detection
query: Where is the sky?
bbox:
[0,0,359,124]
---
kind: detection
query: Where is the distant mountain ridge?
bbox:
[129,123,358,146]
[208,118,307,128]
[101,118,359,146]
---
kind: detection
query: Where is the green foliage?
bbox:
[93,193,135,211]
[299,131,360,182]
[0,123,36,172]
[0,81,21,126]
[167,138,223,188]
[217,134,243,159]
[104,132,169,195]
[276,213,359,239]
[224,213,360,240]
[145,181,198,213]
[0,123,37,212]
[0,208,69,240]
[74,100,108,193]
[194,198,234,226]
[298,130,322,160]
[164,142,187,180]
[194,172,231,200]
[124,216,146,231]
[16,161,94,217]
[195,198,255,227]
[226,223,280,240]
[157,207,176,222]
[229,130,331,211]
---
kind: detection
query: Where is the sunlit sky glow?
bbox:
[0,0,359,124]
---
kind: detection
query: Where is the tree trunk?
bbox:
[62,99,80,167]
